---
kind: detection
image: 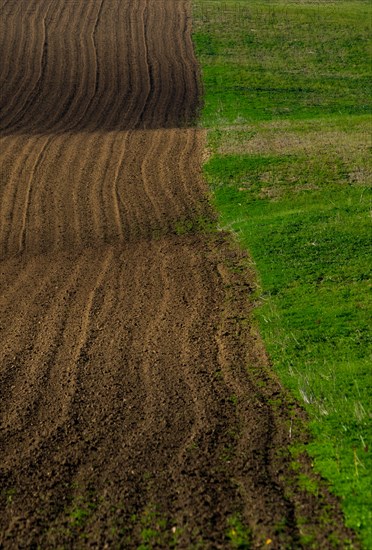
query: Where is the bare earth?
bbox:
[0,1,356,547]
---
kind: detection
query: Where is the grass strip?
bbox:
[193,0,372,546]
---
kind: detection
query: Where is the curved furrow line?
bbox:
[158,129,206,224]
[35,132,101,252]
[171,249,217,461]
[0,136,50,258]
[174,248,222,455]
[116,242,194,459]
[110,133,130,241]
[78,0,122,133]
[165,129,202,220]
[142,129,184,225]
[161,0,187,127]
[174,129,199,218]
[46,132,87,252]
[0,135,34,255]
[70,0,107,131]
[144,0,197,129]
[96,132,129,245]
[68,247,116,388]
[179,129,215,219]
[17,135,55,254]
[141,0,186,129]
[176,3,195,126]
[83,131,128,248]
[48,137,87,253]
[139,131,172,233]
[38,1,87,134]
[168,0,193,127]
[12,132,81,255]
[172,129,204,219]
[0,0,15,14]
[69,132,102,250]
[161,0,186,128]
[84,0,105,129]
[110,2,136,131]
[116,1,146,130]
[179,0,203,123]
[13,0,71,134]
[0,0,46,129]
[50,2,98,134]
[34,248,116,440]
[44,130,132,252]
[0,257,39,312]
[152,0,193,129]
[97,1,132,132]
[70,130,133,249]
[65,244,158,462]
[0,132,29,162]
[137,246,176,427]
[166,248,241,544]
[214,257,299,543]
[118,131,163,239]
[152,130,187,223]
[1,0,66,135]
[140,3,166,129]
[29,131,108,252]
[85,133,118,246]
[131,0,153,130]
[61,0,104,134]
[113,130,143,242]
[122,132,153,239]
[0,0,24,98]
[69,134,89,249]
[0,255,58,344]
[85,0,106,127]
[100,132,130,243]
[174,2,194,126]
[0,261,61,405]
[0,258,85,460]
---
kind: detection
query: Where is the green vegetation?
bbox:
[67,491,98,529]
[135,505,180,549]
[227,514,252,548]
[193,0,371,546]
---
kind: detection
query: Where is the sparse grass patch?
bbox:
[174,215,216,236]
[67,491,98,529]
[136,505,181,549]
[227,513,252,549]
[193,0,372,546]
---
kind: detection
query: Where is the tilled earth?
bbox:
[0,1,357,548]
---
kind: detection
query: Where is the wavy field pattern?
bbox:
[0,0,355,547]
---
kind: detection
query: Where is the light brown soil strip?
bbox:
[0,0,357,548]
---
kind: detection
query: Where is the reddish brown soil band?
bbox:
[0,1,357,548]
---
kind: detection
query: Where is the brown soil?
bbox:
[0,1,357,548]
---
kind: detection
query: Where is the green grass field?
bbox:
[193,0,372,546]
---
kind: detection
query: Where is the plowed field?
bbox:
[0,1,356,548]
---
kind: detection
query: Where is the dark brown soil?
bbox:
[0,0,357,548]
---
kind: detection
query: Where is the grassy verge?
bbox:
[192,0,372,546]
